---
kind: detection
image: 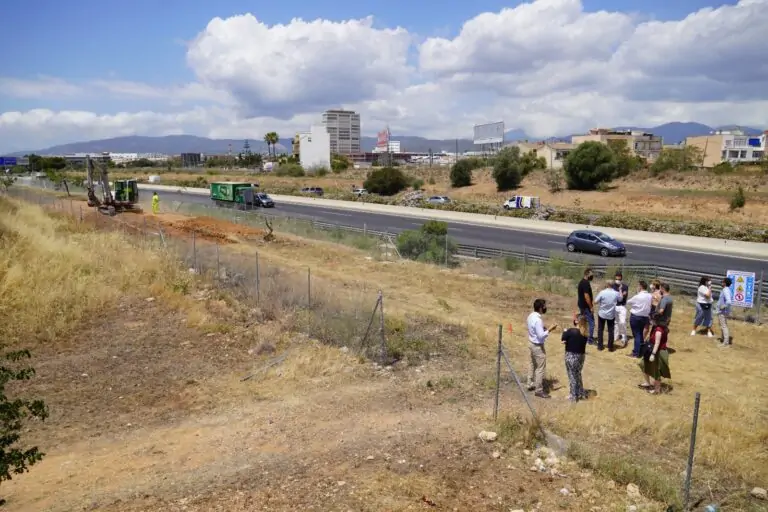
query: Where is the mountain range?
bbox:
[7,122,763,156]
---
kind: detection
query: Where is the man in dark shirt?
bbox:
[613,271,629,346]
[577,268,595,344]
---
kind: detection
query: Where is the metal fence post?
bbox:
[523,246,528,277]
[363,222,367,237]
[192,231,197,273]
[307,267,311,307]
[216,241,220,282]
[493,324,503,421]
[683,392,701,511]
[444,235,449,267]
[756,270,764,324]
[255,252,260,303]
[378,290,387,363]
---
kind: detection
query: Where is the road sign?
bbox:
[727,270,755,308]
[0,157,17,167]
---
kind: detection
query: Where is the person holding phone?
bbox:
[526,298,559,399]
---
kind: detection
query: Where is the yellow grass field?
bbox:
[1,191,767,511]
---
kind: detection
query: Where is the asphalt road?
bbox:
[151,189,767,276]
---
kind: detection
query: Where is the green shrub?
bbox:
[412,178,425,191]
[331,153,351,173]
[275,163,305,177]
[730,186,746,211]
[712,161,734,175]
[564,141,618,190]
[492,147,524,191]
[396,220,457,266]
[450,160,474,187]
[314,167,329,177]
[545,168,564,193]
[363,167,409,196]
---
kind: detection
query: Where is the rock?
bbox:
[606,480,616,489]
[365,455,375,461]
[523,449,532,456]
[509,509,525,512]
[145,297,155,302]
[751,487,767,500]
[492,451,501,459]
[337,481,346,487]
[627,506,638,512]
[478,431,498,442]
[533,458,546,472]
[559,488,570,496]
[626,483,641,498]
[545,455,559,466]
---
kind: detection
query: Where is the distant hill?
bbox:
[10,122,763,156]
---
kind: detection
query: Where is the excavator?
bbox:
[85,153,141,215]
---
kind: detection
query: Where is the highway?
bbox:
[150,189,767,276]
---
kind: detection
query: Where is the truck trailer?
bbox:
[210,181,259,210]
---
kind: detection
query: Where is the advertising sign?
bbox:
[473,122,505,145]
[376,128,390,150]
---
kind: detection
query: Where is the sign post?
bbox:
[726,270,756,309]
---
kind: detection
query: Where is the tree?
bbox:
[563,141,618,190]
[520,152,546,176]
[263,132,280,158]
[607,139,643,178]
[450,159,474,187]
[0,175,14,191]
[492,146,529,191]
[730,186,746,211]
[0,349,49,504]
[363,167,409,196]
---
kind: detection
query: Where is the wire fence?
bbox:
[7,188,478,367]
[8,184,767,325]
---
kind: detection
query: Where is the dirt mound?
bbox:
[167,216,266,243]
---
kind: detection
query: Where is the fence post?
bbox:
[307,267,311,307]
[444,235,449,266]
[79,206,83,224]
[216,241,221,282]
[192,231,197,273]
[493,324,503,421]
[378,290,387,363]
[683,392,701,511]
[523,246,528,277]
[363,223,367,237]
[756,270,764,324]
[255,252,260,303]
[143,217,147,246]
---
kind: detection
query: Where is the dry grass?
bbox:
[3,191,767,511]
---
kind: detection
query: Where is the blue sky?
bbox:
[0,0,763,152]
[1,0,738,85]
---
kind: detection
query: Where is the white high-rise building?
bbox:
[321,109,361,154]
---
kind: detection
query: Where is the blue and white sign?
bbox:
[0,157,17,167]
[727,269,755,308]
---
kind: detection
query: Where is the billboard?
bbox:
[473,121,505,145]
[376,127,390,150]
[0,157,17,167]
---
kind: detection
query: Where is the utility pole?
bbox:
[455,138,459,163]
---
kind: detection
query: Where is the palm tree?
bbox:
[263,132,280,158]
[263,133,272,158]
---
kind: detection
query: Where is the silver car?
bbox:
[427,196,451,205]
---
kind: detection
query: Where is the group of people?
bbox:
[525,267,735,401]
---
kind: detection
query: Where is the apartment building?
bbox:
[516,141,575,169]
[685,129,767,168]
[321,109,361,154]
[571,128,663,161]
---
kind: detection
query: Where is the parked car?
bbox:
[353,188,368,197]
[255,192,274,207]
[427,196,451,205]
[300,187,324,196]
[566,230,626,257]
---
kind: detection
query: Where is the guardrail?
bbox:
[8,183,767,315]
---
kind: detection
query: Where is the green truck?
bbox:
[210,181,259,210]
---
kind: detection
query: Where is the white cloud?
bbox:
[185,14,413,118]
[1,0,768,152]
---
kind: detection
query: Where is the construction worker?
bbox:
[151,192,160,214]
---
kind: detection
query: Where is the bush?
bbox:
[492,146,525,191]
[730,186,746,211]
[331,153,351,173]
[563,141,618,190]
[314,167,329,177]
[545,168,564,193]
[712,161,734,175]
[275,163,305,177]
[396,220,458,266]
[363,167,409,196]
[450,160,474,187]
[412,178,425,191]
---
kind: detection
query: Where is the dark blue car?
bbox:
[566,229,626,257]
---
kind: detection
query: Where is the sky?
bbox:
[0,0,766,153]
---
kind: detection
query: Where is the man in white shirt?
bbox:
[626,280,653,358]
[594,281,619,351]
[526,298,559,399]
